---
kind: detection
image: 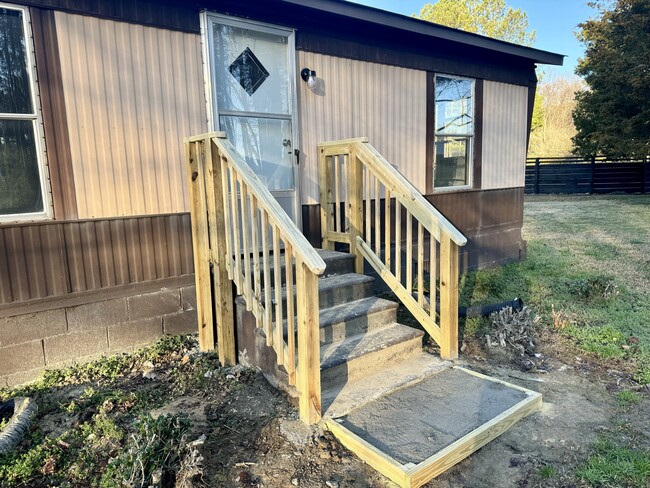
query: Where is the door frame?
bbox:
[200,11,302,230]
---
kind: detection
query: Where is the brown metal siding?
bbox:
[55,11,207,219]
[0,214,193,307]
[298,51,427,205]
[18,0,200,33]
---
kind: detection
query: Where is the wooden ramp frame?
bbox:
[325,367,542,488]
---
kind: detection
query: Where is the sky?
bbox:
[347,0,598,77]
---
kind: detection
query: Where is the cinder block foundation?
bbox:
[0,284,197,387]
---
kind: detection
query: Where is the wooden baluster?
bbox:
[395,200,401,283]
[406,211,412,293]
[417,223,424,307]
[374,177,381,256]
[273,225,284,365]
[220,157,234,280]
[440,234,459,360]
[365,170,372,249]
[209,138,236,365]
[348,148,364,274]
[240,183,252,310]
[296,257,321,424]
[285,242,296,384]
[261,210,273,346]
[334,154,341,233]
[429,231,437,321]
[319,150,334,250]
[385,188,391,271]
[342,153,349,233]
[251,195,261,316]
[229,167,242,290]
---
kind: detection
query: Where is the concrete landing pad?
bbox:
[326,366,541,488]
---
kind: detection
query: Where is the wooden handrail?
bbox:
[213,134,326,276]
[318,138,466,360]
[186,132,324,424]
[356,143,467,247]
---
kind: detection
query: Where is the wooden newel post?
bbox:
[439,234,459,360]
[348,148,365,274]
[296,258,322,424]
[209,138,237,367]
[186,139,215,352]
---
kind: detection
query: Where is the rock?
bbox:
[279,419,314,448]
[143,370,157,380]
[291,478,299,486]
[326,481,339,488]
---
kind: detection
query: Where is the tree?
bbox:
[416,0,536,46]
[529,74,585,157]
[573,0,650,157]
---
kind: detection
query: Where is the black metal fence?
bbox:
[525,156,650,195]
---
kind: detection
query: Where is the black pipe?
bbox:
[435,298,524,318]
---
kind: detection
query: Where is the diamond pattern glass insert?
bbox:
[228,47,270,96]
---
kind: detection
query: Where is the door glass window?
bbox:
[220,115,294,191]
[212,23,290,115]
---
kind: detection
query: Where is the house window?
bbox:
[0,4,49,221]
[433,75,474,190]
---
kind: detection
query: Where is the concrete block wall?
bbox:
[0,285,197,387]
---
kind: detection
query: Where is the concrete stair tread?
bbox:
[318,297,398,329]
[320,323,424,372]
[269,249,354,280]
[236,272,374,307]
[322,352,452,418]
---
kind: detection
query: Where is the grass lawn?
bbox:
[460,194,650,383]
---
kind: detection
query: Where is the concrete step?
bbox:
[318,297,398,345]
[236,272,375,314]
[322,352,451,418]
[263,249,354,286]
[320,323,424,390]
[302,273,375,310]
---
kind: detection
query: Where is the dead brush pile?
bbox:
[485,306,544,371]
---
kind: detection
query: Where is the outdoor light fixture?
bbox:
[301,68,317,89]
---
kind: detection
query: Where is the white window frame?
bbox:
[433,73,475,192]
[0,2,52,223]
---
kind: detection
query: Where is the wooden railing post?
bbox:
[296,257,322,424]
[439,234,459,360]
[208,138,236,366]
[186,139,215,352]
[534,158,540,195]
[348,147,364,274]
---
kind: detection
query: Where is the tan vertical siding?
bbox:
[481,81,529,189]
[297,52,427,204]
[55,12,207,218]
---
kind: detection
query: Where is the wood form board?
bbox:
[326,366,542,488]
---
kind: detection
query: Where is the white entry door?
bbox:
[205,14,300,226]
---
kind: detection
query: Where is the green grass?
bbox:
[576,437,650,487]
[538,464,557,479]
[616,390,642,407]
[460,195,650,382]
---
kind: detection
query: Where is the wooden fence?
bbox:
[525,156,650,195]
